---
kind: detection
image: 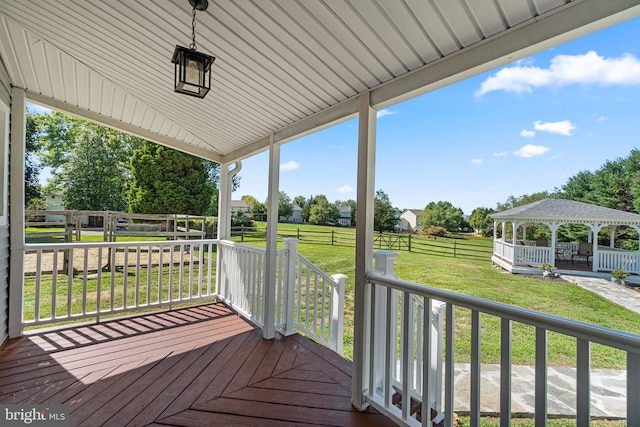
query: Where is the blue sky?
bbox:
[236,17,640,215]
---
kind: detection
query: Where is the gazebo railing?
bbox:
[598,249,640,274]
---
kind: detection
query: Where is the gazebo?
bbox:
[491,198,640,277]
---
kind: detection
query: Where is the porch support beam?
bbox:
[263,134,279,340]
[216,162,241,240]
[352,92,376,410]
[8,87,25,338]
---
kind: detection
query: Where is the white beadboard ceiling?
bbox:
[0,0,639,163]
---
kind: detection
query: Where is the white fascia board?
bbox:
[26,91,224,163]
[222,96,359,163]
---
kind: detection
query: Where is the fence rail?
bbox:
[228,225,491,261]
[22,239,217,326]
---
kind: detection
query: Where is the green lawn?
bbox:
[283,240,640,369]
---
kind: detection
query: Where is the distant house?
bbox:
[230,200,251,216]
[337,205,351,226]
[285,204,303,223]
[398,209,423,231]
[42,192,88,226]
[43,192,65,224]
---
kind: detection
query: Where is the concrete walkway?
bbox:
[562,274,640,314]
[453,364,626,418]
[452,275,636,418]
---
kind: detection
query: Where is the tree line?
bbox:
[25,110,237,216]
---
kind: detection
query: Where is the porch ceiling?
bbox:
[1,1,639,163]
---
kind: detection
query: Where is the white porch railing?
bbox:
[22,239,217,326]
[362,251,640,427]
[216,239,346,353]
[598,248,640,274]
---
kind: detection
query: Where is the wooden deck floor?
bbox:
[0,303,395,426]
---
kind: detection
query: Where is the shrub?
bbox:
[611,269,630,280]
[423,226,450,237]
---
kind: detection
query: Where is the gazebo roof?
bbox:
[492,198,640,225]
[0,1,639,163]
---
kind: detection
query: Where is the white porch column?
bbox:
[610,227,616,248]
[550,222,559,267]
[591,224,604,272]
[216,162,241,240]
[263,134,280,339]
[8,88,25,338]
[352,92,376,410]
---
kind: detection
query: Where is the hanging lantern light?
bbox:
[172,0,215,98]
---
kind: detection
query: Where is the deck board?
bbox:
[0,302,396,426]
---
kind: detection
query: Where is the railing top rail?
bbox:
[367,271,640,353]
[218,239,267,254]
[25,239,220,251]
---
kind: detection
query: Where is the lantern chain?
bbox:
[190,6,197,50]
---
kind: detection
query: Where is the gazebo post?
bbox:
[610,227,616,248]
[549,222,558,267]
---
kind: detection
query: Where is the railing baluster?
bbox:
[207,242,212,296]
[34,250,41,322]
[157,244,163,303]
[535,327,547,427]
[123,246,129,309]
[52,249,58,319]
[147,245,152,304]
[82,246,88,315]
[576,338,590,427]
[422,296,432,427]
[368,282,377,400]
[628,352,640,427]
[68,248,74,317]
[110,246,115,311]
[384,286,392,407]
[500,318,512,427]
[445,303,454,427]
[96,247,102,320]
[135,246,141,307]
[179,244,184,301]
[401,292,411,421]
[470,310,481,427]
[198,242,204,297]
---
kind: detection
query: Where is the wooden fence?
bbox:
[226,226,493,261]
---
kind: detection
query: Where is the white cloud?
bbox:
[280,161,300,172]
[493,151,509,157]
[520,130,536,138]
[597,116,609,122]
[377,109,395,118]
[336,184,354,194]
[513,144,549,158]
[533,120,576,136]
[471,158,483,165]
[476,51,640,96]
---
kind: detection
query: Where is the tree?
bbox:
[308,198,340,225]
[301,195,328,222]
[293,195,306,208]
[373,190,398,232]
[470,207,494,237]
[128,141,214,215]
[419,201,464,232]
[278,191,294,219]
[32,110,139,210]
[25,112,42,206]
[62,130,129,211]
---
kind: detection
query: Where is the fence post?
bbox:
[331,273,347,355]
[241,225,245,242]
[408,233,412,252]
[283,238,298,336]
[332,230,335,246]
